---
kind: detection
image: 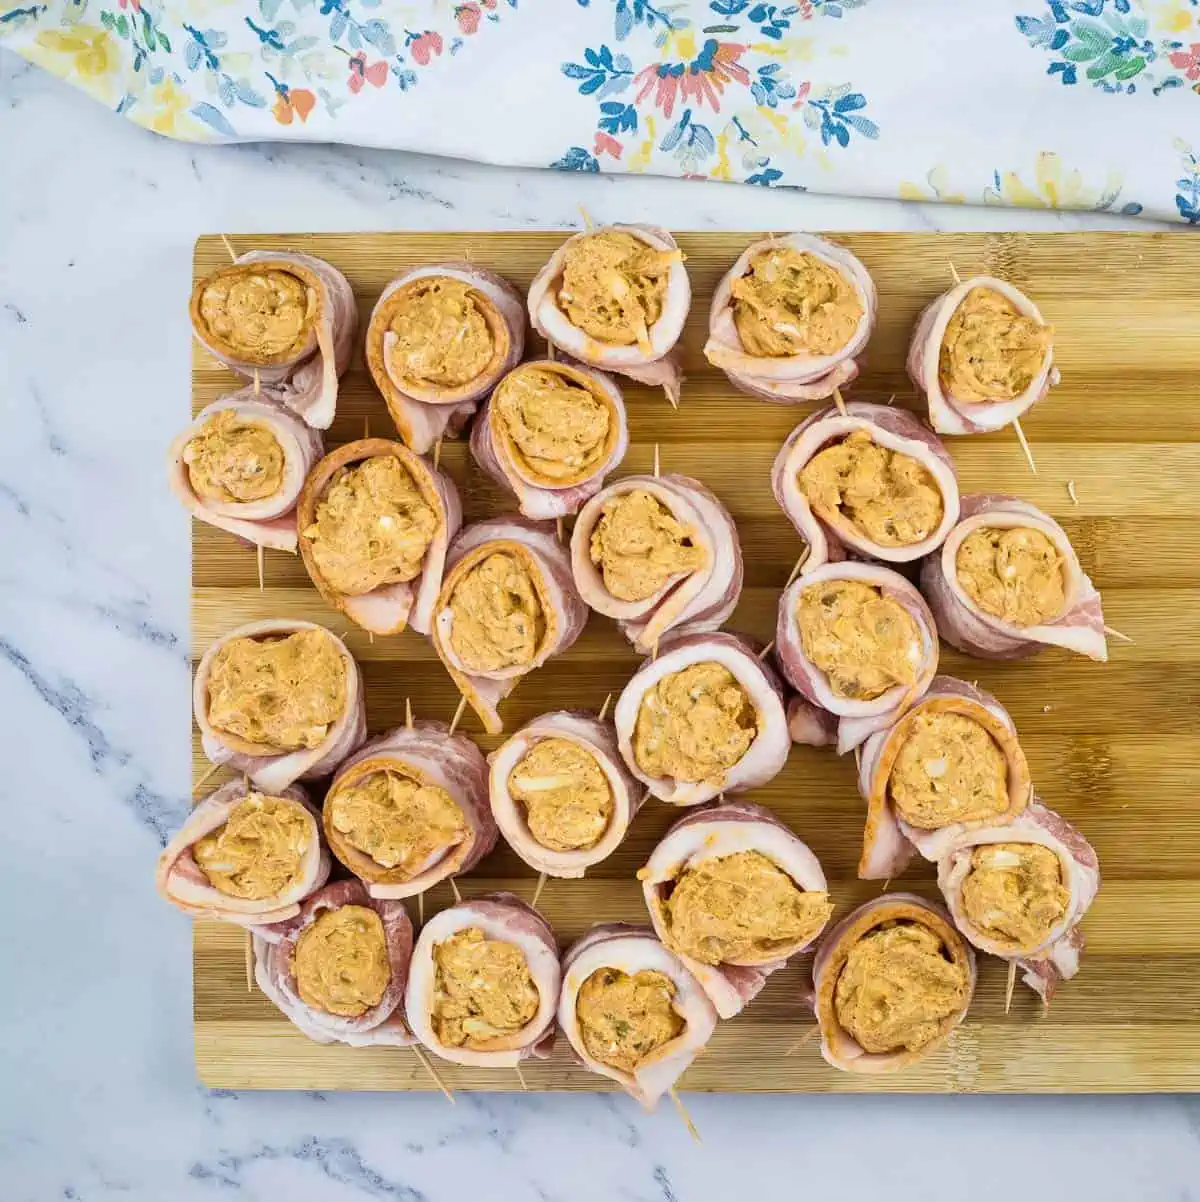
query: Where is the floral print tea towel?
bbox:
[2,0,1198,223]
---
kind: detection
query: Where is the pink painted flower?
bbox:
[594,131,623,159]
[456,3,481,34]
[789,80,812,108]
[1169,43,1200,81]
[409,30,444,66]
[348,51,389,93]
[634,40,748,119]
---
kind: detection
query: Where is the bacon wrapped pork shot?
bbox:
[937,798,1099,1003]
[776,562,939,755]
[189,250,357,430]
[156,780,330,932]
[324,721,496,900]
[528,224,690,405]
[431,516,588,734]
[168,389,324,552]
[193,619,366,792]
[470,360,629,519]
[855,676,1032,880]
[640,800,832,1018]
[297,438,461,637]
[558,923,717,1108]
[808,893,975,1074]
[405,894,560,1067]
[253,879,416,1047]
[921,493,1107,662]
[366,263,526,453]
[772,400,960,573]
[488,710,643,879]
[571,472,742,655]
[908,275,1058,435]
[704,233,876,403]
[615,632,790,807]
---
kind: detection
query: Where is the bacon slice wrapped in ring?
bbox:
[366,263,525,453]
[168,389,324,552]
[776,561,939,756]
[405,893,560,1067]
[156,779,330,935]
[937,797,1099,1004]
[488,710,644,879]
[615,631,790,808]
[771,400,960,574]
[193,619,366,793]
[297,438,462,637]
[704,233,877,403]
[323,720,496,900]
[908,275,1058,435]
[855,676,1033,880]
[253,879,416,1047]
[469,360,629,519]
[807,893,976,1074]
[921,493,1107,662]
[528,224,690,405]
[640,800,833,1018]
[189,250,357,430]
[558,923,717,1109]
[431,516,588,734]
[570,472,742,656]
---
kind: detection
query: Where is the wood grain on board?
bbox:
[192,231,1200,1093]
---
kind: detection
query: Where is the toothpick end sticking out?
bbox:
[448,694,468,737]
[1013,418,1037,475]
[881,878,892,893]
[192,761,222,798]
[257,543,265,593]
[418,890,425,925]
[556,516,564,543]
[758,640,775,662]
[433,438,443,472]
[515,1063,529,1092]
[1005,960,1017,1015]
[220,233,238,264]
[832,387,847,417]
[669,1089,702,1145]
[449,876,462,904]
[653,443,660,478]
[244,932,255,993]
[597,692,612,723]
[1104,624,1135,644]
[784,548,810,590]
[531,872,548,911]
[579,205,594,232]
[948,259,962,285]
[252,368,261,397]
[363,415,370,440]
[412,1045,455,1105]
[785,1025,819,1057]
[405,696,414,730]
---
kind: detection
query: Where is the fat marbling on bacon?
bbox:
[704,233,877,403]
[488,710,644,879]
[639,800,832,1018]
[253,879,416,1047]
[189,250,357,430]
[771,400,960,573]
[168,389,324,552]
[558,923,717,1109]
[937,797,1099,1003]
[920,493,1107,662]
[405,893,561,1068]
[570,472,743,656]
[614,630,790,807]
[296,438,462,637]
[324,720,496,900]
[366,262,526,454]
[469,360,629,520]
[776,561,939,756]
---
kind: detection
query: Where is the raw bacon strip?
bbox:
[189,250,357,430]
[405,893,560,1067]
[786,694,838,748]
[771,401,960,573]
[640,800,831,1018]
[432,516,588,735]
[936,797,1099,1003]
[488,710,644,878]
[253,879,416,1047]
[527,224,690,405]
[366,263,525,454]
[193,619,367,793]
[704,234,877,403]
[558,923,717,1109]
[920,493,1107,662]
[614,631,790,808]
[167,389,324,553]
[570,473,742,656]
[156,780,330,934]
[324,720,496,900]
[296,438,462,637]
[808,893,976,1074]
[855,676,1032,879]
[469,361,629,520]
[776,562,939,756]
[908,275,1058,435]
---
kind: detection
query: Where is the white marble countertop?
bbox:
[3,52,1199,1202]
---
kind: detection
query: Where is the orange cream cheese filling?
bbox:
[938,286,1052,402]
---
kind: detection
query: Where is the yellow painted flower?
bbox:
[1154,2,1198,34]
[898,166,965,204]
[34,25,116,80]
[147,75,189,136]
[628,115,657,174]
[662,26,696,62]
[751,36,815,62]
[986,151,1123,210]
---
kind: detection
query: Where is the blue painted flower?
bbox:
[552,146,601,172]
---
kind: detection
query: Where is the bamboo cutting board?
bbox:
[192,231,1200,1094]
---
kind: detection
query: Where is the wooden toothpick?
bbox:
[364,415,370,439]
[579,205,595,232]
[1004,960,1017,1015]
[832,387,847,417]
[597,692,613,723]
[257,543,265,593]
[1104,624,1134,644]
[556,516,565,543]
[448,695,468,737]
[881,878,892,893]
[405,696,414,730]
[252,368,261,397]
[418,890,425,925]
[449,876,462,903]
[244,931,255,993]
[784,1025,819,1056]
[433,438,443,471]
[514,1062,529,1091]
[758,640,775,661]
[411,1045,455,1104]
[784,548,810,590]
[531,872,548,910]
[191,761,222,798]
[948,259,962,285]
[1013,418,1037,475]
[669,1088,702,1144]
[220,233,238,264]
[653,443,660,478]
